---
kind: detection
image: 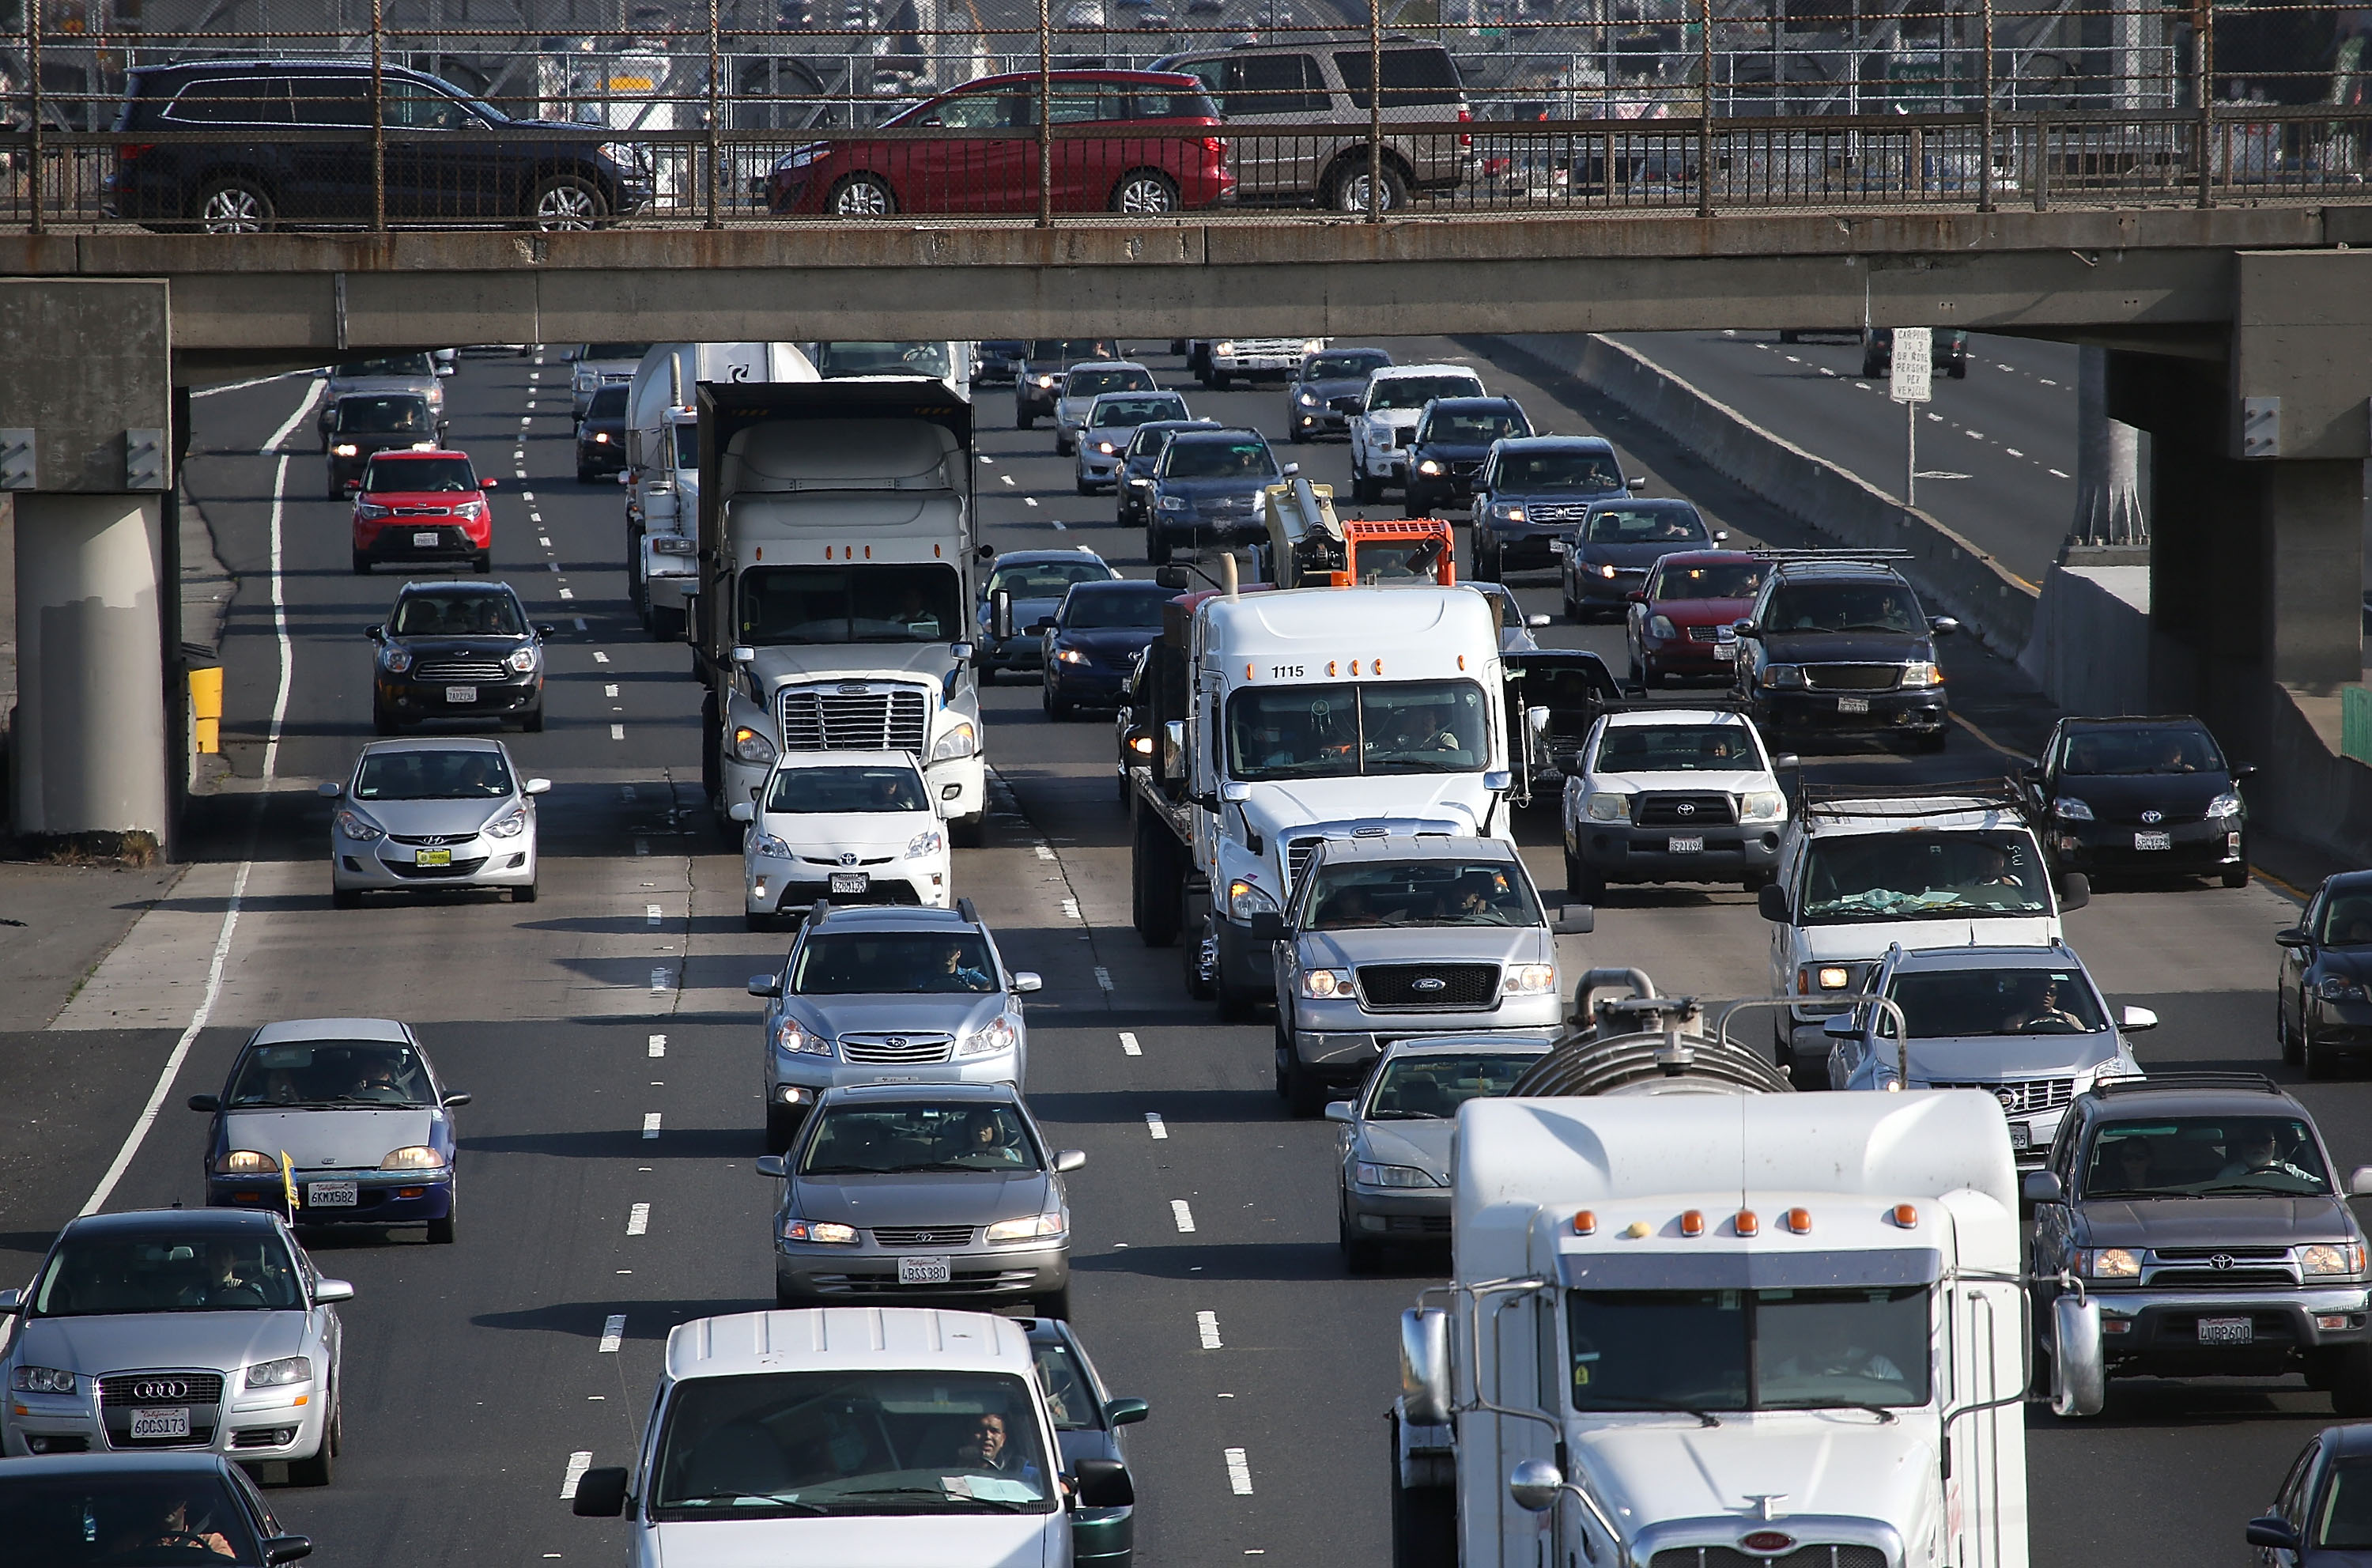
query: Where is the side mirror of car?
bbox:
[317,781,342,798]
[364,624,384,642]
[746,974,783,999]
[1525,705,1551,733]
[1247,911,1287,944]
[1822,1012,1862,1039]
[1772,754,1800,771]
[1012,972,1044,994]
[1104,1396,1150,1427]
[1930,616,1961,636]
[1549,540,1570,556]
[992,588,1016,643]
[571,1466,631,1518]
[950,640,975,663]
[312,1279,355,1305]
[2057,872,2090,912]
[1626,476,1648,492]
[441,1092,472,1107]
[2021,1171,2065,1208]
[524,778,553,796]
[1052,1149,1087,1173]
[480,477,497,489]
[1323,1101,1355,1124]
[0,1287,20,1315]
[2119,1006,2158,1032]
[1713,530,1730,542]
[1756,882,1791,923]
[2350,1166,2372,1197]
[535,623,557,638]
[1154,565,1192,589]
[1552,905,1595,935]
[2234,761,2260,779]
[1526,613,1550,629]
[2276,927,2311,948]
[729,801,755,823]
[1072,1458,1135,1510]
[1732,621,1759,640]
[2247,1518,2301,1552]
[732,645,756,666]
[263,1536,314,1566]
[187,1094,221,1113]
[1625,590,1646,603]
[755,1154,787,1178]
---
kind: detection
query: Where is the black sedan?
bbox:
[325,392,439,499]
[1556,497,1721,621]
[575,382,629,482]
[1024,1316,1149,1568]
[1283,345,1391,442]
[1144,429,1280,566]
[1403,397,1532,516]
[2020,715,2250,888]
[974,339,1028,386]
[2249,1423,2372,1565]
[1042,580,1173,720]
[0,1452,313,1564]
[2279,872,2372,1078]
[368,580,552,733]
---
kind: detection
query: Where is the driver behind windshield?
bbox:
[2217,1123,2319,1185]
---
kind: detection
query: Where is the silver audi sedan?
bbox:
[323,736,548,906]
[0,1207,350,1483]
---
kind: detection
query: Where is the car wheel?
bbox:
[1388,1414,1457,1568]
[774,1280,806,1309]
[2223,863,2253,889]
[1341,1199,1383,1275]
[1283,1052,1325,1116]
[327,482,346,501]
[1403,487,1426,520]
[372,704,398,736]
[1563,841,1588,901]
[1111,171,1180,214]
[474,550,492,574]
[2281,998,2305,1065]
[531,172,609,231]
[352,551,371,576]
[765,1104,801,1154]
[287,1392,338,1486]
[950,812,987,849]
[1076,478,1094,495]
[426,1196,456,1245]
[1913,729,1948,754]
[1146,527,1171,566]
[577,465,593,483]
[1352,467,1381,504]
[1330,159,1407,213]
[1626,650,1645,687]
[1034,1287,1073,1320]
[1016,408,1035,430]
[1572,856,1605,904]
[332,886,362,910]
[651,604,685,640]
[193,176,275,234]
[828,173,897,217]
[519,704,544,734]
[2335,1347,2372,1416]
[1948,360,1969,380]
[1861,349,1887,379]
[513,880,538,905]
[1048,692,1074,722]
[2305,1027,2336,1081]
[1562,580,1582,622]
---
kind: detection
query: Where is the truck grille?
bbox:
[871,1226,976,1248]
[1652,1549,1887,1568]
[1634,792,1738,828]
[1286,836,1326,893]
[1804,663,1902,692]
[100,1373,225,1407]
[1928,1077,2074,1116]
[1357,963,1500,1010]
[780,685,929,753]
[840,1033,954,1064]
[414,659,508,682]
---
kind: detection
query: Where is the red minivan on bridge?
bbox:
[766,70,1235,217]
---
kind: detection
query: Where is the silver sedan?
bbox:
[323,736,548,905]
[0,1207,351,1483]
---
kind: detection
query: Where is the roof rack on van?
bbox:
[2091,1071,2284,1098]
[1796,776,2023,816]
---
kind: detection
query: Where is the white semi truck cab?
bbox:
[1396,1072,2030,1568]
[697,378,988,846]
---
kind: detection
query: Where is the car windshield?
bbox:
[1066,368,1156,399]
[333,353,433,379]
[1030,1339,1100,1430]
[1365,1052,1540,1118]
[1762,581,1923,634]
[2086,1116,2333,1197]
[1585,507,1708,546]
[364,456,475,493]
[1129,423,1206,459]
[800,1103,1040,1174]
[1656,561,1763,600]
[334,395,431,434]
[2319,890,2372,945]
[30,1232,306,1317]
[988,560,1111,599]
[1227,680,1489,781]
[1422,410,1528,444]
[353,748,513,800]
[1497,451,1621,490]
[1305,860,1539,929]
[1306,351,1388,380]
[1568,1286,1931,1413]
[2060,726,2226,775]
[1368,376,1482,411]
[1797,830,2049,923]
[813,342,954,379]
[791,932,999,994]
[0,1472,264,1566]
[1164,439,1276,479]
[226,1040,436,1106]
[738,565,962,645]
[649,1370,1056,1521]
[1029,339,1113,361]
[765,765,927,814]
[1595,724,1758,773]
[587,384,629,418]
[1090,396,1185,428]
[1884,969,2106,1037]
[391,592,524,637]
[1351,539,1447,583]
[2319,1459,2372,1549]
[1063,586,1170,629]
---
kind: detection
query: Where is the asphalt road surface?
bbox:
[0,334,2356,1568]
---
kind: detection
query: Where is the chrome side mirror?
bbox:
[1509,1457,1564,1513]
[1012,972,1043,994]
[2119,1005,2158,1032]
[2051,1293,2105,1417]
[755,1154,787,1178]
[1052,1148,1087,1173]
[746,974,782,999]
[1323,1101,1354,1124]
[1399,1308,1452,1425]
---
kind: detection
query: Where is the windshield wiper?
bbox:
[2195,1182,2327,1196]
[1575,1394,1723,1426]
[2082,1186,2196,1200]
[833,1486,1035,1512]
[669,1493,830,1513]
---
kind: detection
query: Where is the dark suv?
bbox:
[1401,396,1531,517]
[367,580,553,734]
[1015,339,1120,429]
[104,59,651,232]
[2029,1073,2372,1415]
[1732,556,1958,750]
[325,392,437,498]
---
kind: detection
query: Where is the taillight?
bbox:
[1457,107,1472,149]
[116,142,153,164]
[1203,137,1226,157]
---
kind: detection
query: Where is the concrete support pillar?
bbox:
[2259,459,2366,695]
[11,493,170,836]
[2069,345,2146,549]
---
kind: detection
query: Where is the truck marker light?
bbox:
[1327,662,1337,676]
[1734,1210,1758,1237]
[1571,1211,1596,1236]
[1890,1204,1919,1228]
[1622,1221,1651,1239]
[754,546,763,560]
[1784,1207,1813,1234]
[1245,663,1255,679]
[1350,660,1360,675]
[1457,655,1466,670]
[1740,1532,1795,1553]
[1679,1210,1705,1237]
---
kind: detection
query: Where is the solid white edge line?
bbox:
[259,455,297,784]
[599,1314,626,1354]
[261,380,324,455]
[192,369,306,399]
[560,1451,595,1498]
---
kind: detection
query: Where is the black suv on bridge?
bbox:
[104,59,651,232]
[1732,554,1958,750]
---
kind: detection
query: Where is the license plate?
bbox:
[2198,1316,2254,1345]
[412,531,440,547]
[308,1181,358,1207]
[2008,1121,2032,1149]
[1837,696,1872,715]
[1667,836,1705,854]
[897,1256,951,1286]
[444,686,478,704]
[829,872,870,895]
[2134,831,2172,852]
[414,848,451,867]
[130,1407,192,1440]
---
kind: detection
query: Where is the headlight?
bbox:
[9,1366,76,1395]
[985,1210,1066,1244]
[1298,966,1352,999]
[1056,648,1088,665]
[650,535,696,556]
[1583,790,1630,823]
[1596,563,1618,580]
[1900,660,1944,689]
[1418,459,1444,476]
[905,829,943,860]
[1739,790,1788,823]
[1297,389,1319,405]
[1502,964,1555,995]
[357,501,392,519]
[380,648,414,674]
[1096,441,1118,454]
[2083,1247,2142,1279]
[959,1015,1020,1058]
[507,648,538,673]
[332,443,359,457]
[2208,789,2244,818]
[1227,877,1279,921]
[2321,977,2368,1003]
[484,807,529,840]
[780,1217,858,1245]
[1490,503,1524,522]
[750,832,793,860]
[245,1356,312,1389]
[1761,664,1807,690]
[1037,374,1057,388]
[593,431,611,443]
[380,1145,444,1171]
[1800,964,1856,992]
[731,724,779,766]
[775,1018,832,1056]
[2053,796,2094,822]
[776,143,830,171]
[217,1149,274,1173]
[1647,614,1678,640]
[1215,341,1236,355]
[2302,1242,2366,1275]
[1300,338,1322,353]
[1158,494,1188,512]
[931,721,977,761]
[1355,1162,1441,1188]
[334,809,384,843]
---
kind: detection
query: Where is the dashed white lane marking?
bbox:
[1146,1113,1168,1140]
[559,588,576,600]
[1094,967,1113,992]
[607,684,621,697]
[1120,1031,1142,1056]
[2049,467,2070,478]
[549,561,561,572]
[529,371,540,380]
[538,536,553,547]
[523,491,535,501]
[645,903,663,925]
[1034,844,1056,860]
[2005,448,2024,458]
[979,454,994,463]
[649,966,671,992]
[611,723,625,740]
[626,1203,651,1236]
[635,837,650,856]
[1061,897,1082,920]
[1171,1200,1196,1233]
[1025,497,1039,508]
[531,512,544,523]
[1197,1310,1222,1349]
[1964,429,1986,440]
[1001,474,1016,486]
[560,1452,594,1498]
[599,1315,626,1353]
[520,416,533,426]
[649,1033,667,1057]
[2038,378,2059,387]
[1225,1449,1254,1494]
[1925,412,1943,423]
[593,651,610,663]
[642,1113,663,1139]
[1052,520,1067,531]
[574,618,587,632]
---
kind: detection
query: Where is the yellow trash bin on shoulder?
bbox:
[190,663,223,754]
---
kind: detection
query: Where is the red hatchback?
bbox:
[768,70,1234,217]
[351,450,496,576]
[1624,550,1769,686]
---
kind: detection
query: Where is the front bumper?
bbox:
[210,1169,453,1226]
[980,634,1045,673]
[1758,686,1949,734]
[767,1043,1024,1102]
[775,1239,1067,1305]
[1290,402,1347,436]
[746,850,951,916]
[1211,353,1300,375]
[1076,448,1124,485]
[1046,659,1130,706]
[5,1381,328,1463]
[1574,822,1783,883]
[1018,385,1060,418]
[1342,1178,1455,1241]
[578,437,626,474]
[2047,818,2244,875]
[1638,635,1741,677]
[644,568,695,613]
[333,829,536,891]
[375,672,541,721]
[1476,523,1575,572]
[1151,508,1265,546]
[356,520,487,564]
[2087,1283,2372,1376]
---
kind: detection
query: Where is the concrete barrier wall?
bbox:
[2016,565,2151,717]
[2262,686,2372,867]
